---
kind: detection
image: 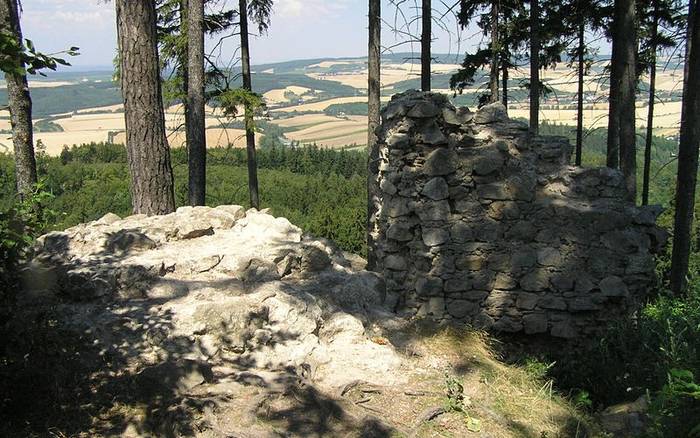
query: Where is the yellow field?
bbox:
[307,63,462,90]
[284,115,367,148]
[274,114,345,128]
[509,100,682,131]
[273,96,392,113]
[263,86,312,105]
[114,128,262,149]
[308,60,362,69]
[76,104,123,113]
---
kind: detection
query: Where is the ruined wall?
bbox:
[373,91,666,338]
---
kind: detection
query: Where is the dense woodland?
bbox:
[1,0,700,436]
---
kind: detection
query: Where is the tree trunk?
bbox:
[575,22,585,166]
[367,0,381,270]
[421,0,431,91]
[187,0,206,206]
[501,59,508,107]
[490,0,500,103]
[116,0,175,215]
[529,0,540,134]
[606,1,622,169]
[670,0,700,295]
[618,0,637,202]
[642,11,658,206]
[0,0,37,199]
[239,0,260,209]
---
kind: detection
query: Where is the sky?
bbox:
[21,0,476,70]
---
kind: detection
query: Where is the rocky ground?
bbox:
[3,206,598,437]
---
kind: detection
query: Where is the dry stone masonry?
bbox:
[373,90,666,338]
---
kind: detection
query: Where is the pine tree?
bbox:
[116,0,176,215]
[0,0,36,199]
[367,0,381,270]
[186,0,206,206]
[638,0,682,205]
[670,0,700,294]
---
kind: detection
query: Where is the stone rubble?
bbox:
[372,90,666,338]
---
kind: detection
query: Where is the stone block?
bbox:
[415,276,443,297]
[422,177,450,200]
[523,313,548,334]
[423,149,457,176]
[447,299,479,319]
[599,276,629,297]
[416,201,451,221]
[422,227,449,246]
[516,292,539,310]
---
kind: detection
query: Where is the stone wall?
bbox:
[372,90,666,338]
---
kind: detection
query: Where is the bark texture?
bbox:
[642,10,658,206]
[617,0,637,202]
[367,0,381,271]
[0,0,37,199]
[606,2,622,169]
[421,0,431,91]
[575,23,585,166]
[116,0,176,215]
[187,0,206,206]
[489,1,500,103]
[529,0,539,134]
[239,0,260,210]
[670,0,700,294]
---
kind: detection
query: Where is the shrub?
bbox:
[0,183,56,319]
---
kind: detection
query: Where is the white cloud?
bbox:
[275,0,352,18]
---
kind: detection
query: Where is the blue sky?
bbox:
[21,0,474,69]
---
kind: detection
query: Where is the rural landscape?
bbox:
[1,0,700,437]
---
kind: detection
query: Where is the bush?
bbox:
[0,183,55,319]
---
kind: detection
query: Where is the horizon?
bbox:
[23,0,611,71]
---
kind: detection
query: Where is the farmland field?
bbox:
[0,54,685,154]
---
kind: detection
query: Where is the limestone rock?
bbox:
[473,103,508,124]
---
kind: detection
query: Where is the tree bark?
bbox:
[642,10,658,206]
[618,0,637,202]
[575,22,585,166]
[606,1,622,169]
[187,0,206,206]
[670,0,700,295]
[239,0,260,210]
[367,0,381,270]
[489,1,500,103]
[421,0,431,91]
[116,0,175,215]
[501,59,508,107]
[0,0,37,199]
[529,0,540,134]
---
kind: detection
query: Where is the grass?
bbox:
[386,323,599,437]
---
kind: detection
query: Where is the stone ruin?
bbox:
[372,90,667,338]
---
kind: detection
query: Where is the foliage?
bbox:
[324,102,370,117]
[33,119,64,133]
[0,32,78,77]
[0,143,368,254]
[0,182,55,315]
[216,88,267,129]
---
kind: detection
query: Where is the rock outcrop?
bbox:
[372,90,666,338]
[15,205,602,436]
[26,206,402,389]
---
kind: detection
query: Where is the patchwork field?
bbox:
[0,55,686,155]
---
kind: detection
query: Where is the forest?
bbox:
[1,0,700,436]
